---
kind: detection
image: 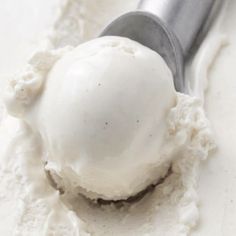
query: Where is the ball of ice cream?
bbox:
[6,36,177,200]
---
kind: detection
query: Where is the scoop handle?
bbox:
[138,0,215,55]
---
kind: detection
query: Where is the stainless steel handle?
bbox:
[138,0,216,55]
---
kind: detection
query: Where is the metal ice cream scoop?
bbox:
[101,0,219,93]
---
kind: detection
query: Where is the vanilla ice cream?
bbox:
[2,27,214,235]
[5,36,177,200]
[1,0,235,235]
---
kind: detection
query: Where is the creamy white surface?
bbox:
[0,0,235,235]
[3,23,214,235]
[193,1,236,235]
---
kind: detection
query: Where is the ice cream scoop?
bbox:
[32,37,177,201]
[101,0,219,92]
